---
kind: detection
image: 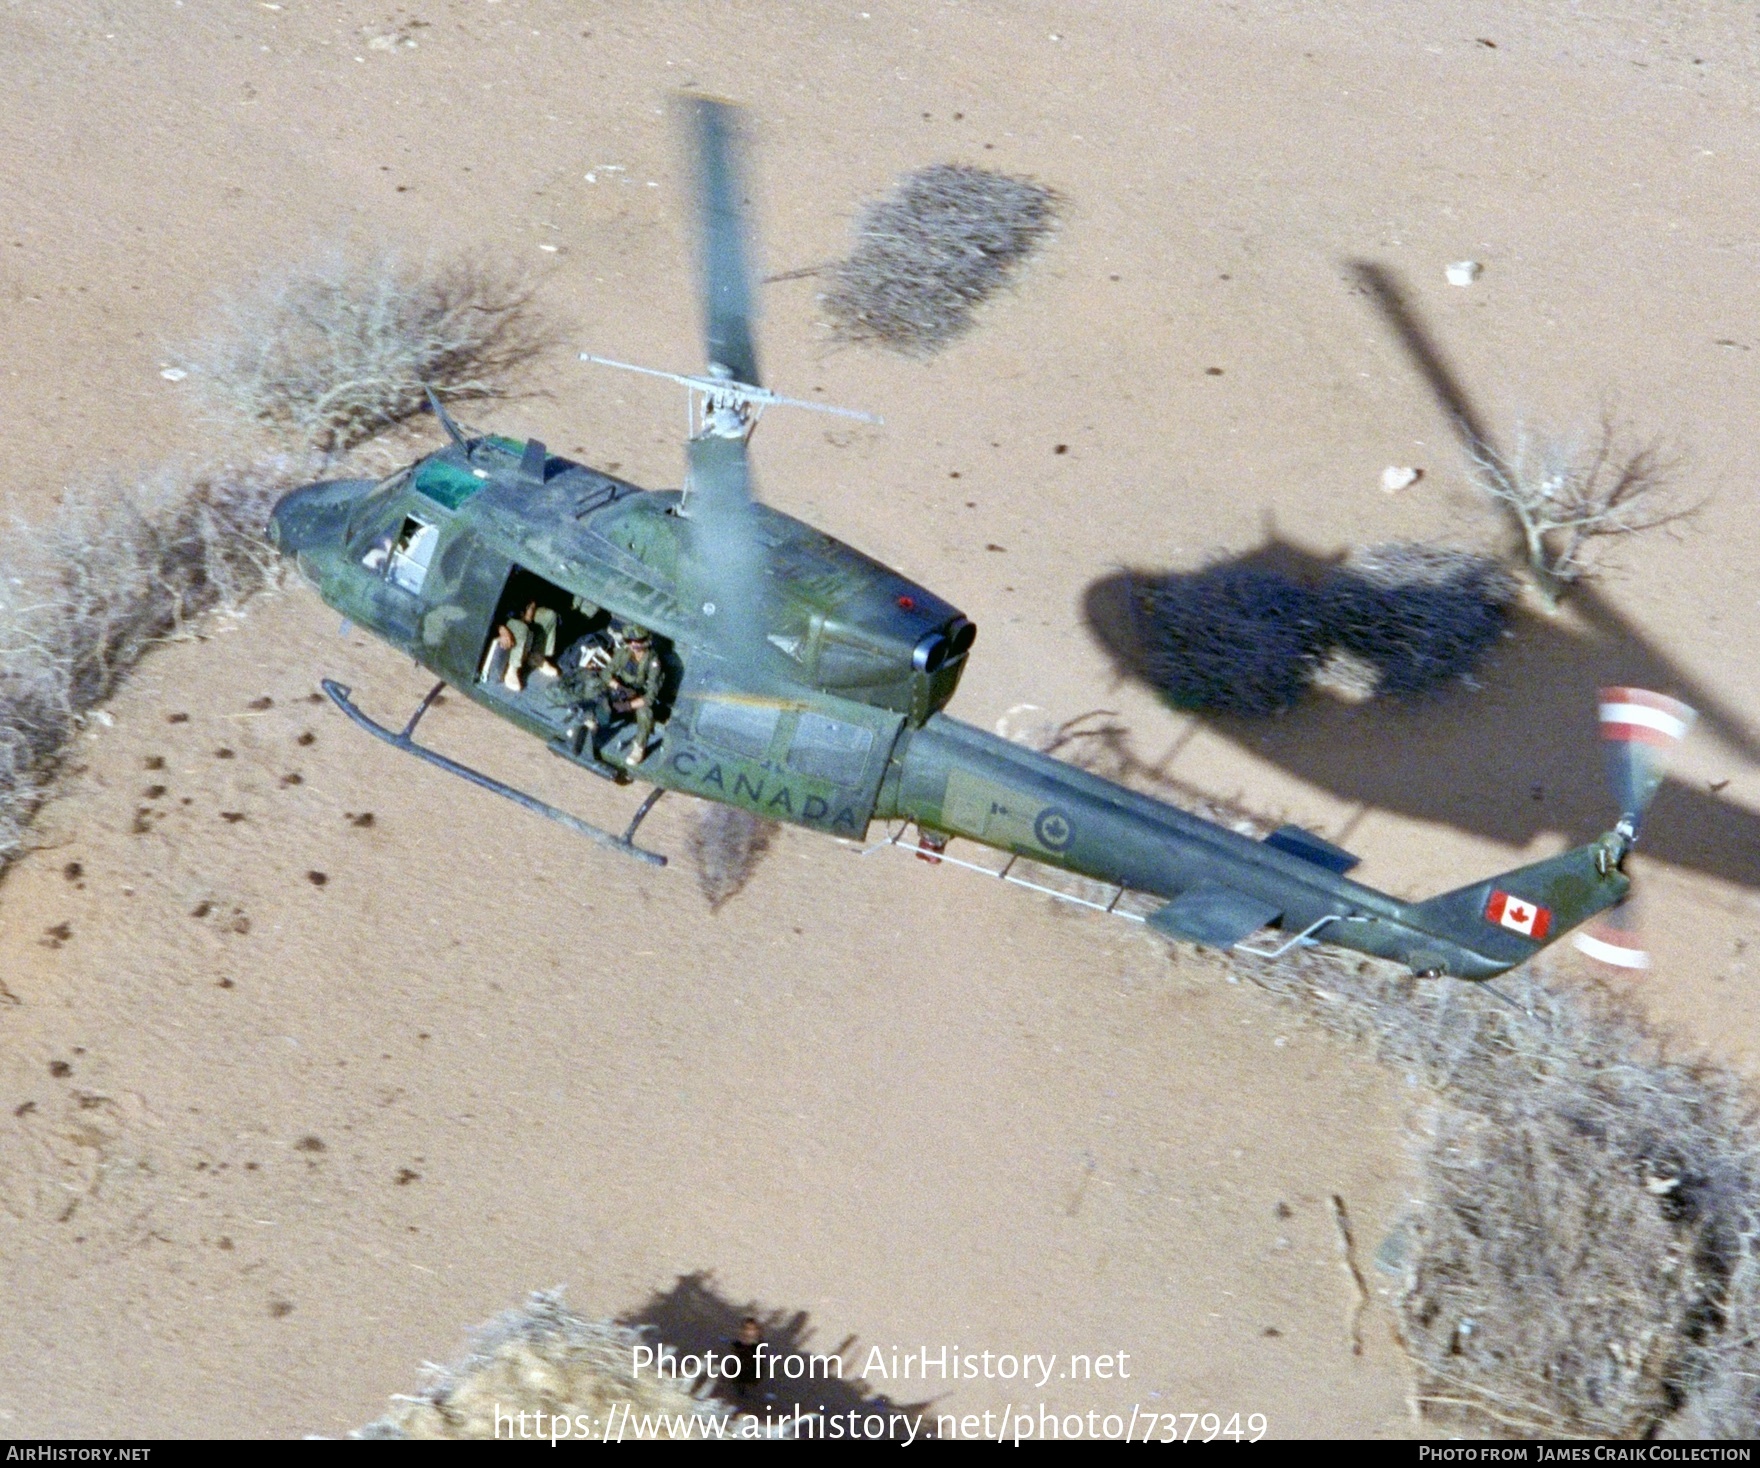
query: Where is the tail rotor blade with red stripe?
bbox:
[1575,688,1694,973]
[1573,890,1651,970]
[1598,687,1696,834]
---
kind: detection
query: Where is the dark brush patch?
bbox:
[1139,566,1327,716]
[821,163,1057,355]
[688,804,778,912]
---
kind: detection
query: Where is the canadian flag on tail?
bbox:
[1485,889,1551,940]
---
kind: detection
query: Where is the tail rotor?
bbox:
[1573,686,1696,970]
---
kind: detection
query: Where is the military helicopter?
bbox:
[268,97,1693,982]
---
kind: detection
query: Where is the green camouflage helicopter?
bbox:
[268,97,1692,982]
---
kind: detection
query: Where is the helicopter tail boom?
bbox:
[884,714,1631,980]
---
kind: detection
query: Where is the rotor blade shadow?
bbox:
[1341,256,1757,760]
[1083,552,1760,892]
[1347,258,1497,461]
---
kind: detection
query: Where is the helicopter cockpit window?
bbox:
[695,700,781,760]
[414,456,490,512]
[786,712,874,786]
[385,516,440,594]
[347,470,410,554]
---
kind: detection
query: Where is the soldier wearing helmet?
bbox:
[606,622,664,766]
[560,619,664,766]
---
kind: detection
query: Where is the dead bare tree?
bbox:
[183,247,557,452]
[1465,412,1692,609]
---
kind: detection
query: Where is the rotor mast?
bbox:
[578,353,880,445]
[581,94,875,487]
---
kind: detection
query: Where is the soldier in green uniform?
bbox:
[554,629,614,757]
[556,621,663,766]
[604,623,664,766]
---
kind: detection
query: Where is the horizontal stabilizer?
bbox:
[1264,824,1360,875]
[1149,881,1283,949]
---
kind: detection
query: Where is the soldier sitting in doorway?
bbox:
[482,600,561,693]
[556,620,664,767]
[553,629,613,755]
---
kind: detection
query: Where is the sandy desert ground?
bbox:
[3,0,1759,1440]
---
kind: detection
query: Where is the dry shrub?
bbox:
[356,1290,731,1440]
[183,248,554,451]
[0,463,293,870]
[983,714,1760,1435]
[821,164,1057,354]
[1318,545,1518,698]
[1466,414,1691,609]
[1135,547,1517,715]
[1138,565,1328,716]
[1231,947,1760,1437]
[688,802,777,911]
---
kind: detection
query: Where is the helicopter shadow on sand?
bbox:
[1080,256,1760,892]
[621,1271,934,1437]
[1082,544,1760,894]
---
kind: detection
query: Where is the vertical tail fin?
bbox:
[1410,836,1630,965]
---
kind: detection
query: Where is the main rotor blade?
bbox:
[686,434,773,678]
[684,95,761,388]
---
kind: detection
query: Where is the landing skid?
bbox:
[321,679,668,868]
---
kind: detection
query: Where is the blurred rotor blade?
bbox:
[684,95,761,388]
[1599,686,1697,835]
[686,434,773,676]
[1573,890,1650,970]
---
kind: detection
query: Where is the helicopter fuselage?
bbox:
[270,432,1631,981]
[271,433,968,837]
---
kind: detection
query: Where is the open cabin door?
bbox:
[409,535,518,687]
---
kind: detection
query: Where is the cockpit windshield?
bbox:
[346,467,411,543]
